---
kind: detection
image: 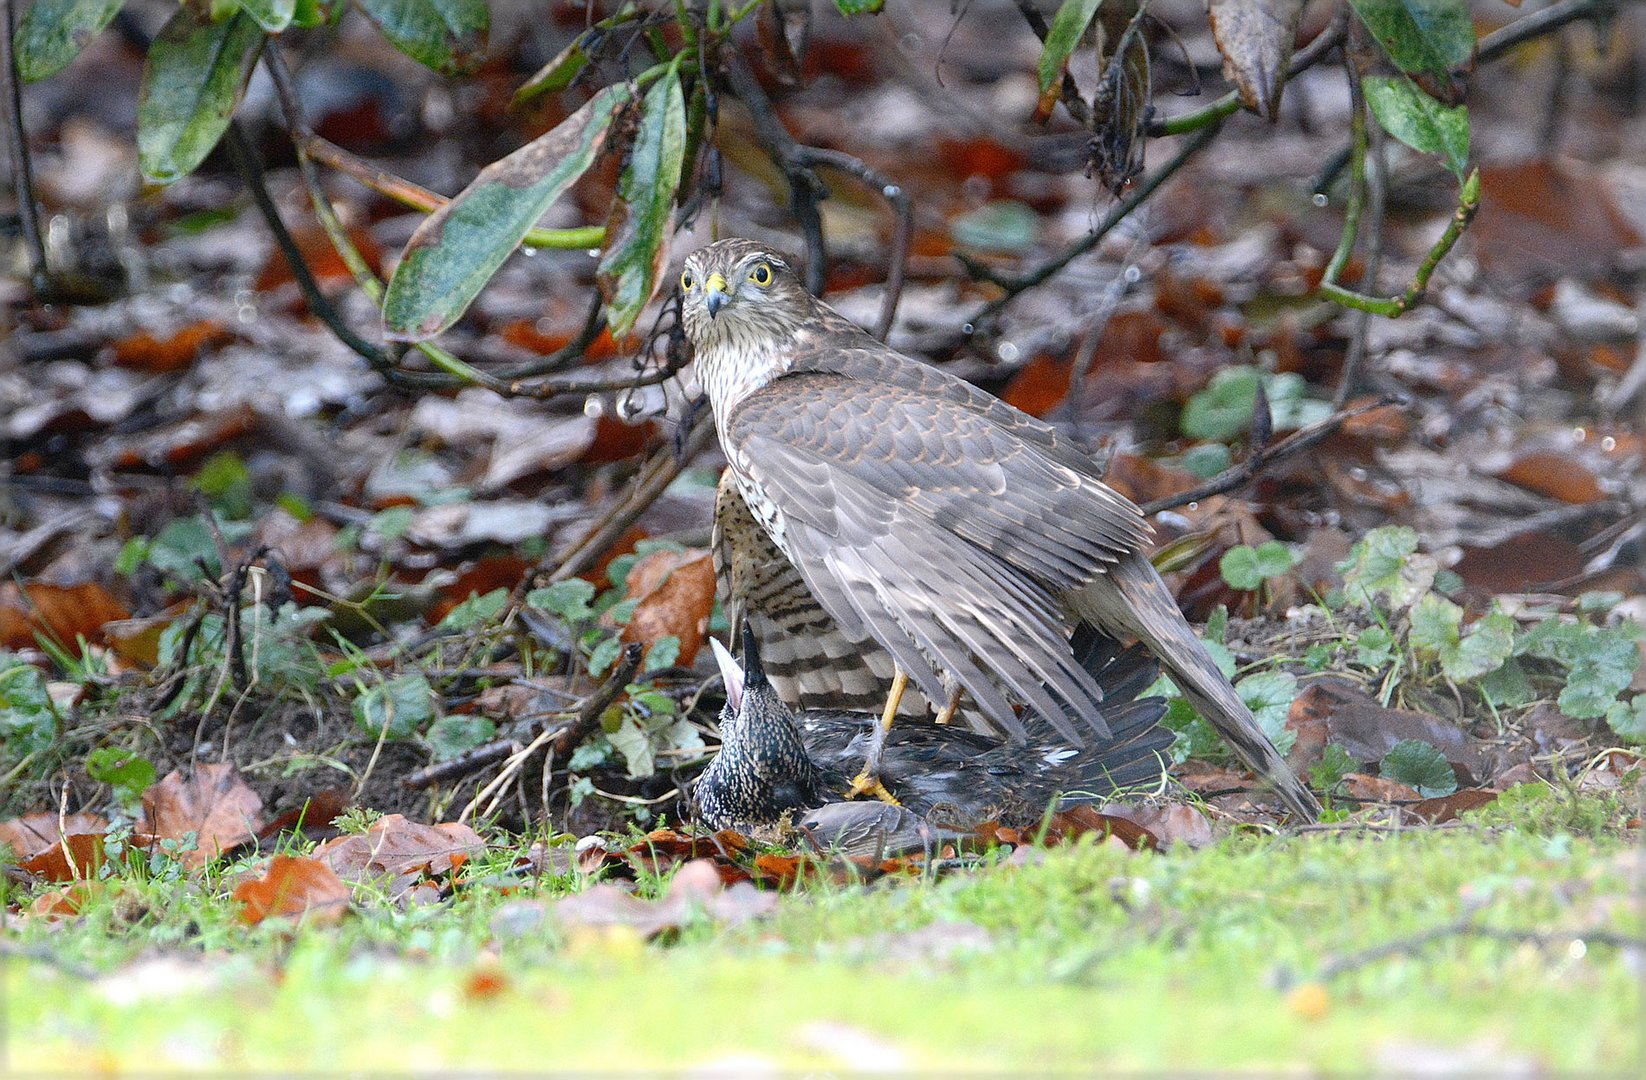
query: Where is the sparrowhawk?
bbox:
[683,237,1319,821]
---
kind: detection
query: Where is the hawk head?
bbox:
[680,239,808,349]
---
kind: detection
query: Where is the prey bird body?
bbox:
[684,238,1319,820]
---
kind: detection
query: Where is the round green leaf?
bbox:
[12,0,125,82]
[1380,738,1457,798]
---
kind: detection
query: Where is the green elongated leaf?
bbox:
[833,0,883,13]
[512,40,590,107]
[236,0,296,33]
[1349,0,1473,78]
[356,0,488,75]
[136,7,263,184]
[1035,0,1102,118]
[1363,74,1470,180]
[12,0,125,81]
[1380,739,1457,798]
[598,70,687,339]
[384,85,629,341]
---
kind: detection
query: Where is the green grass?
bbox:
[4,795,1639,1072]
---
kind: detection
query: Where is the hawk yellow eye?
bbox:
[747,262,772,286]
[680,271,695,290]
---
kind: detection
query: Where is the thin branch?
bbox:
[551,643,644,758]
[1313,914,1643,983]
[300,133,605,251]
[722,48,828,295]
[1148,9,1347,135]
[966,122,1220,322]
[1140,395,1404,516]
[1319,169,1481,317]
[1,0,47,295]
[544,409,716,584]
[1477,0,1620,65]
[788,145,912,341]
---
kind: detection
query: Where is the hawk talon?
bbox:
[845,772,901,805]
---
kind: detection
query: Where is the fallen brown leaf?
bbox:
[139,762,265,870]
[232,855,351,925]
[0,812,108,861]
[20,832,106,882]
[619,548,715,666]
[313,814,484,902]
[1406,789,1498,825]
[0,581,131,652]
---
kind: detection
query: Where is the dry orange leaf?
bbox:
[0,580,131,652]
[0,811,108,861]
[20,832,106,882]
[1495,450,1604,504]
[620,548,715,666]
[111,321,234,374]
[233,855,350,925]
[30,880,103,919]
[138,762,265,870]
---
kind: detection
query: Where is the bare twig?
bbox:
[552,643,645,758]
[786,145,912,340]
[1477,0,1621,65]
[1312,914,1643,983]
[1140,395,1403,516]
[544,409,716,584]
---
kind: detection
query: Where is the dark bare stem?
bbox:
[222,122,405,381]
[1313,914,1644,984]
[723,48,828,295]
[545,411,716,584]
[791,145,912,340]
[551,643,644,758]
[1140,395,1403,516]
[1477,0,1620,65]
[1,0,47,294]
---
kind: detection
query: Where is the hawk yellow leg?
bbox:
[933,687,963,725]
[846,667,906,804]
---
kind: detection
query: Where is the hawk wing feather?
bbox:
[728,373,1150,741]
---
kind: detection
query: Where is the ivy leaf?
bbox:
[425,715,497,762]
[356,0,488,75]
[136,6,264,183]
[383,85,628,341]
[1237,671,1297,755]
[1181,367,1329,443]
[1380,739,1457,798]
[1446,607,1515,682]
[0,656,58,759]
[1356,625,1395,669]
[1337,525,1436,611]
[12,0,125,82]
[598,68,687,339]
[1310,743,1356,791]
[527,579,597,623]
[353,673,436,739]
[1220,541,1297,590]
[1606,697,1646,745]
[438,588,509,630]
[1348,0,1474,80]
[1363,75,1470,180]
[1034,0,1103,123]
[86,746,157,805]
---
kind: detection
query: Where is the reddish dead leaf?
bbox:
[582,415,658,465]
[102,404,261,471]
[102,611,181,668]
[752,853,807,890]
[110,321,234,374]
[254,790,351,844]
[1337,400,1411,443]
[1103,453,1201,506]
[1340,773,1422,803]
[1284,683,1330,773]
[254,221,384,291]
[937,137,1026,187]
[463,966,510,1001]
[0,812,108,861]
[1100,803,1214,848]
[1293,680,1483,781]
[139,762,265,870]
[1000,354,1073,418]
[1406,788,1497,825]
[30,880,103,919]
[0,580,131,652]
[20,833,106,882]
[1454,531,1586,595]
[232,855,350,926]
[989,805,1158,851]
[1495,450,1604,504]
[429,555,529,624]
[619,549,715,666]
[1475,160,1642,284]
[313,814,484,901]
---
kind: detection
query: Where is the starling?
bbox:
[691,623,1172,833]
[682,238,1319,820]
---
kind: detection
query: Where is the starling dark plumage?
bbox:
[691,623,1172,833]
[683,237,1319,820]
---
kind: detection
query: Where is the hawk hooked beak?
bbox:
[704,272,730,319]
